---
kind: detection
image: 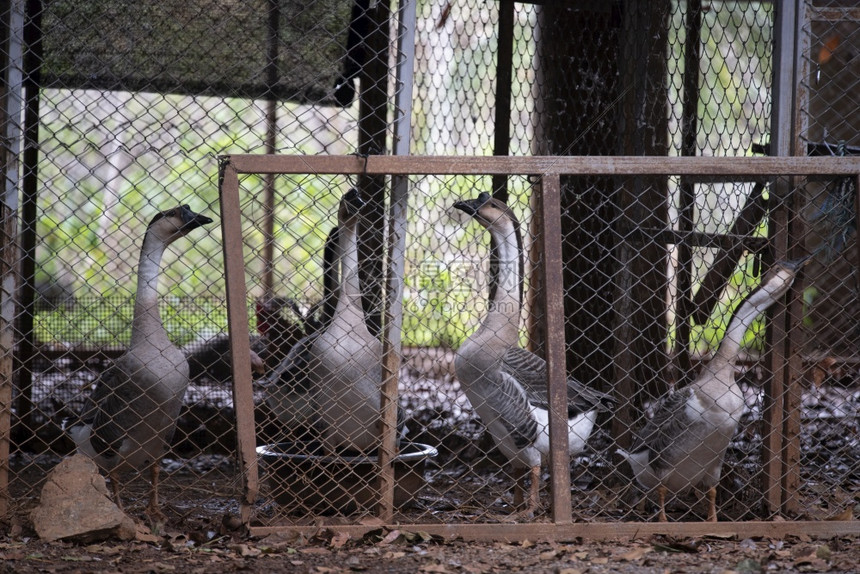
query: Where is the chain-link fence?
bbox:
[223,156,857,530]
[0,0,858,535]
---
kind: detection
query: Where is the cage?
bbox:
[0,0,858,540]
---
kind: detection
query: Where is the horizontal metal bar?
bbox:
[621,227,769,250]
[809,6,860,21]
[224,154,860,177]
[249,519,860,542]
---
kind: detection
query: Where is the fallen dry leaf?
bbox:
[379,529,402,545]
[229,543,261,557]
[826,508,853,521]
[619,546,652,561]
[419,564,450,573]
[301,547,332,555]
[558,569,583,574]
[651,535,701,553]
[330,532,351,549]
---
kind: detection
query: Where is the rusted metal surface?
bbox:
[809,6,860,22]
[249,519,860,542]
[539,173,572,524]
[226,154,860,176]
[376,174,410,521]
[763,175,792,515]
[218,159,259,525]
[218,152,859,535]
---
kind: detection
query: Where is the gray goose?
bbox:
[310,189,384,454]
[453,192,614,517]
[263,225,340,431]
[618,257,808,521]
[66,205,213,522]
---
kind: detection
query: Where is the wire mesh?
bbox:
[0,0,857,535]
[222,157,857,528]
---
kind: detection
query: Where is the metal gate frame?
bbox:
[219,153,860,540]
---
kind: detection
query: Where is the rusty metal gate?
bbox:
[220,153,860,539]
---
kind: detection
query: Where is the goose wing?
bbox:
[264,332,318,394]
[487,368,539,451]
[79,365,141,459]
[628,387,694,472]
[502,346,614,417]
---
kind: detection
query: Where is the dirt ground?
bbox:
[9,349,859,572]
[1,512,859,574]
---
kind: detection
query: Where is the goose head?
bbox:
[453,191,516,234]
[147,205,214,244]
[756,254,811,304]
[454,192,524,304]
[337,188,365,225]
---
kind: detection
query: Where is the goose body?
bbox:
[453,192,613,515]
[310,190,383,453]
[618,258,807,521]
[264,225,340,431]
[66,205,213,520]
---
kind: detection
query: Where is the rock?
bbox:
[30,454,136,543]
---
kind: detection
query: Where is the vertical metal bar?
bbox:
[675,0,702,386]
[540,173,571,524]
[764,0,799,515]
[261,0,280,299]
[855,173,860,293]
[0,208,15,517]
[376,0,415,522]
[770,0,798,158]
[491,0,513,202]
[219,159,258,526]
[0,0,25,516]
[763,190,788,516]
[357,0,390,337]
[14,0,44,447]
[3,0,23,212]
[782,251,804,515]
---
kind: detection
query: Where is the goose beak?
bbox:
[453,199,478,215]
[781,253,814,272]
[453,192,492,216]
[179,205,214,230]
[343,188,366,215]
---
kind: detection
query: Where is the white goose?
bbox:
[618,257,808,521]
[453,192,614,517]
[66,205,213,522]
[310,189,384,454]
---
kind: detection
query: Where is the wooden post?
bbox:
[219,158,259,526]
[540,173,572,524]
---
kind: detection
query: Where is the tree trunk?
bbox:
[533,1,670,445]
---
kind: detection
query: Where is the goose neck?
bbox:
[487,224,521,312]
[713,285,778,364]
[337,217,362,307]
[130,231,169,348]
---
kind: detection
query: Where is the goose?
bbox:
[617,256,808,522]
[65,205,213,522]
[453,192,614,517]
[263,225,340,431]
[310,189,385,454]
